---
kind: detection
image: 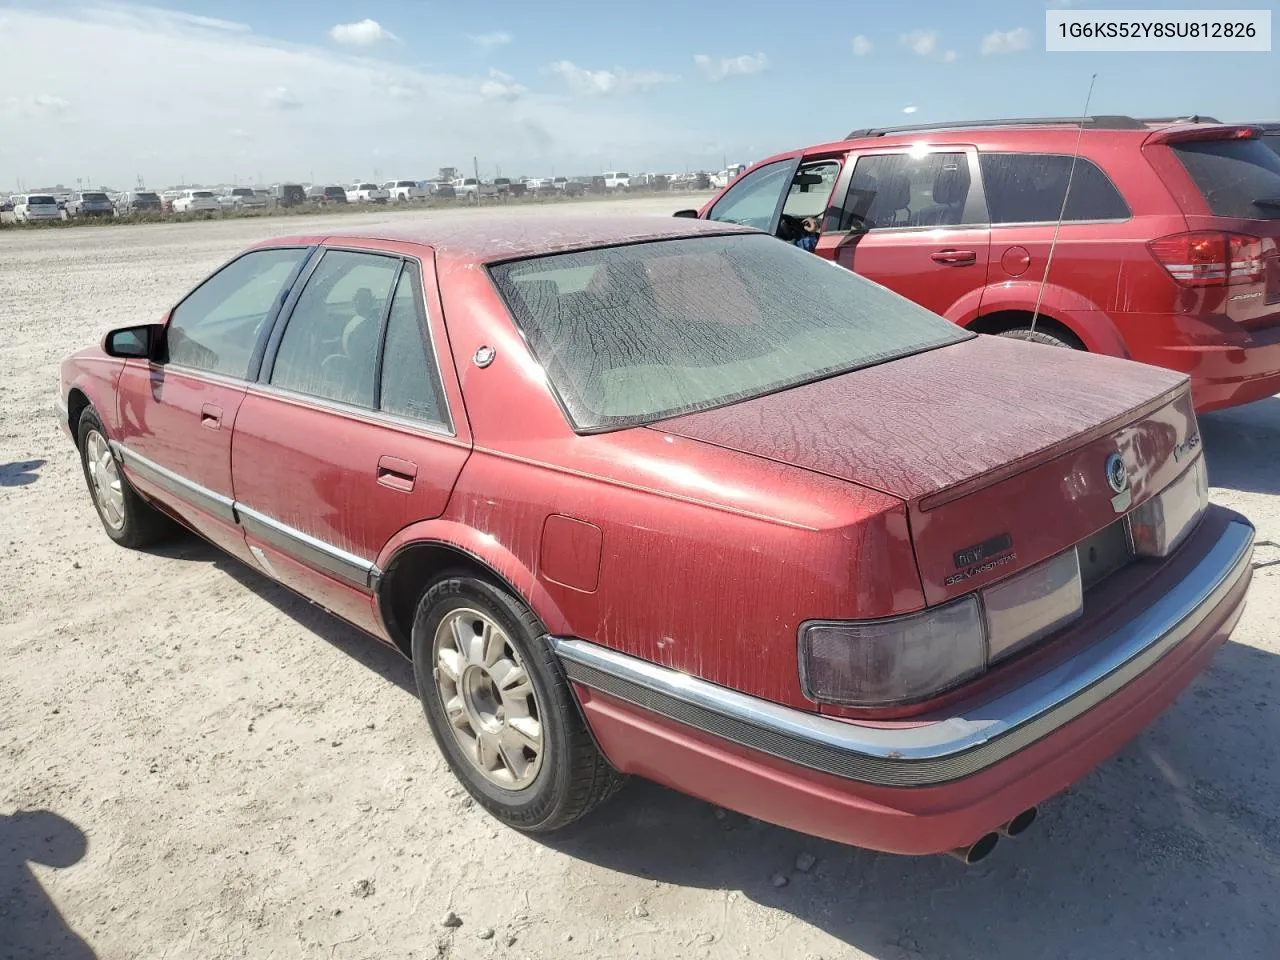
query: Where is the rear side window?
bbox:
[378,264,449,426]
[271,251,400,407]
[978,154,1129,223]
[1170,138,1280,220]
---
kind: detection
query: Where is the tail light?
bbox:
[1148,231,1265,287]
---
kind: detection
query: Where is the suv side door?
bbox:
[819,146,991,322]
[231,245,471,636]
[114,247,312,562]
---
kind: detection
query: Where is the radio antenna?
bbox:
[1030,73,1097,337]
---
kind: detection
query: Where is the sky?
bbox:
[1,0,1276,190]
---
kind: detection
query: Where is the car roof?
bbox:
[308,214,753,264]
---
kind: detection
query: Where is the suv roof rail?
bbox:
[843,115,1149,138]
[1139,115,1221,124]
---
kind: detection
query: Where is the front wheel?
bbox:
[77,409,172,548]
[411,575,624,832]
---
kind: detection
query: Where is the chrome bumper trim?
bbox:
[554,517,1253,787]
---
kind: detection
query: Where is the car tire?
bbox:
[996,326,1084,350]
[76,409,173,548]
[411,574,624,832]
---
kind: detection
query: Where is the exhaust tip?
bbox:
[948,832,999,865]
[1001,807,1038,838]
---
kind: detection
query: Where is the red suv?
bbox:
[685,116,1280,412]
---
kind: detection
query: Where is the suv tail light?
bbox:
[1148,231,1265,287]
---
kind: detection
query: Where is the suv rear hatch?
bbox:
[1146,126,1280,330]
[653,335,1196,606]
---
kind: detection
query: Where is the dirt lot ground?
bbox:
[3,196,1280,960]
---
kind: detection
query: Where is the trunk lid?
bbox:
[653,335,1197,604]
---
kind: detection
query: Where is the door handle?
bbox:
[930,249,977,265]
[377,455,417,492]
[200,403,222,429]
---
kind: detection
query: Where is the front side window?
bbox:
[978,153,1130,223]
[780,160,842,220]
[167,248,307,377]
[490,233,970,432]
[270,250,400,407]
[844,152,973,229]
[378,264,449,426]
[705,159,797,230]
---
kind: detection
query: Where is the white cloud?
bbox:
[0,4,696,187]
[549,60,678,95]
[900,30,957,62]
[852,35,873,56]
[468,31,512,49]
[693,53,768,81]
[4,94,72,118]
[480,69,525,101]
[980,27,1031,55]
[902,105,918,114]
[329,19,396,46]
[263,86,302,110]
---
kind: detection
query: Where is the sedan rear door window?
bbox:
[378,263,450,427]
[269,250,400,408]
[167,248,308,378]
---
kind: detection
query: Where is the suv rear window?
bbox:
[1171,137,1280,220]
[30,196,56,205]
[978,153,1129,223]
[138,193,159,202]
[83,193,109,202]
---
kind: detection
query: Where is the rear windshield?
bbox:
[137,193,159,201]
[83,192,109,202]
[1171,137,1280,220]
[193,191,214,199]
[489,233,971,432]
[396,180,417,187]
[359,183,377,190]
[1263,133,1280,158]
[324,187,346,196]
[29,196,56,204]
[232,188,254,196]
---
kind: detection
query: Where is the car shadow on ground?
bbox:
[0,809,98,959]
[1201,397,1280,496]
[535,637,1280,959]
[0,458,47,487]
[147,537,417,697]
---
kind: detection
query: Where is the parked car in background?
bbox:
[347,182,390,204]
[560,179,587,197]
[271,183,308,208]
[0,197,14,213]
[171,189,219,214]
[453,177,496,201]
[114,191,164,216]
[383,179,427,202]
[307,185,349,205]
[689,115,1280,413]
[602,171,631,191]
[223,187,268,211]
[65,191,116,218]
[59,214,1253,864]
[14,194,63,222]
[426,181,456,199]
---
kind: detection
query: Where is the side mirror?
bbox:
[103,323,161,360]
[672,209,699,219]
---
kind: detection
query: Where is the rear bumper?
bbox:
[556,508,1254,854]
[1126,315,1280,412]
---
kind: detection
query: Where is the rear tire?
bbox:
[410,574,624,832]
[76,409,172,548]
[996,326,1083,350]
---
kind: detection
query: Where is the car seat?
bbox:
[912,162,971,226]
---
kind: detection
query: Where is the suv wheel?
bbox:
[997,326,1083,350]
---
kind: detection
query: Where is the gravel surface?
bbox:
[3,197,1279,960]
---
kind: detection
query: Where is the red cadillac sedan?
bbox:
[57,215,1254,863]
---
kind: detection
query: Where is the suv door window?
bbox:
[706,159,799,230]
[270,250,401,408]
[167,248,307,378]
[978,153,1130,223]
[780,161,841,220]
[843,152,973,229]
[378,263,450,426]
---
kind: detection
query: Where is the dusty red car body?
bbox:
[57,215,1254,856]
[692,121,1280,413]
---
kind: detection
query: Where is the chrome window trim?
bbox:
[553,516,1253,788]
[247,382,460,442]
[111,441,237,525]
